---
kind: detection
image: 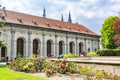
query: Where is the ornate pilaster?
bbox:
[84,38,86,52]
[11,30,16,59]
[28,31,32,57]
[42,33,46,57]
[0,48,1,61]
[91,39,94,51]
[76,37,78,54]
[66,35,69,54]
[55,34,58,57]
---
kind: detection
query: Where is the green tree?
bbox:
[100,16,118,49]
[0,21,4,47]
[111,17,120,47]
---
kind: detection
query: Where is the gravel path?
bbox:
[30,72,85,80]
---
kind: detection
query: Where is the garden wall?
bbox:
[48,57,120,76]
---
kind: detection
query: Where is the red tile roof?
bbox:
[0,9,99,36]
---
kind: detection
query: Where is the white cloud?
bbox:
[0,0,120,34]
[0,0,43,17]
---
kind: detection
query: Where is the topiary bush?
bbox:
[96,49,120,56]
[88,52,99,57]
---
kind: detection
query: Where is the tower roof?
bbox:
[42,7,46,18]
[68,11,72,23]
[61,13,64,21]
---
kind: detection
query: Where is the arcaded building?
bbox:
[0,9,100,61]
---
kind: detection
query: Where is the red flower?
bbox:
[61,60,67,64]
[101,69,105,72]
[35,58,40,62]
[60,64,66,69]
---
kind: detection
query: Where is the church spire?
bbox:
[61,13,64,21]
[42,7,46,18]
[68,11,72,23]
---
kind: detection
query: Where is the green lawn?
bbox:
[0,65,47,80]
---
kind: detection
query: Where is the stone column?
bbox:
[28,32,32,57]
[91,39,94,51]
[66,35,69,54]
[37,42,41,57]
[42,33,46,57]
[25,41,28,57]
[40,41,43,57]
[84,39,86,52]
[63,43,66,55]
[52,42,55,57]
[55,34,58,57]
[76,37,78,54]
[11,31,16,59]
[0,48,1,61]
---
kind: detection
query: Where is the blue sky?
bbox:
[0,0,120,34]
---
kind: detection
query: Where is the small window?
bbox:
[45,22,50,27]
[32,20,37,25]
[57,24,61,29]
[1,16,5,20]
[17,18,22,23]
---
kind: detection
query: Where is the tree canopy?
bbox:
[111,17,120,47]
[100,16,118,49]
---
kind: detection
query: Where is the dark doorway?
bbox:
[33,39,38,57]
[17,38,24,57]
[47,40,52,57]
[79,43,83,53]
[70,42,74,53]
[59,41,63,55]
[1,46,7,61]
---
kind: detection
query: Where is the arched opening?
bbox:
[95,48,97,52]
[17,38,24,57]
[69,42,74,53]
[88,48,90,52]
[79,43,83,54]
[33,39,39,57]
[59,41,64,55]
[47,40,52,57]
[1,46,7,61]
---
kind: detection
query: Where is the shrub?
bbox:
[30,53,36,58]
[17,52,22,58]
[34,57,46,72]
[88,52,99,57]
[78,66,119,80]
[43,60,77,76]
[43,61,57,77]
[97,49,120,56]
[62,53,79,59]
[66,61,77,73]
[23,61,35,73]
[9,58,46,73]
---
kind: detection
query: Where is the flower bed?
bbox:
[9,58,120,80]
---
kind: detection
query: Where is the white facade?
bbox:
[0,23,100,61]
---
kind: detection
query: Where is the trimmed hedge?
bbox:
[97,49,120,56]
